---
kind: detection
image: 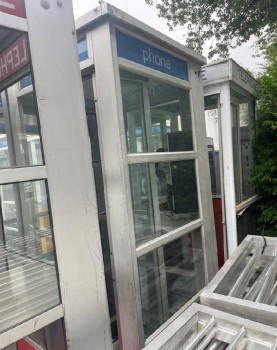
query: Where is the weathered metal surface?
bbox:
[201,235,277,328]
[144,303,277,350]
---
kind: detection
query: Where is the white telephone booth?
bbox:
[202,59,258,263]
[0,1,110,349]
[75,3,218,349]
[0,2,218,350]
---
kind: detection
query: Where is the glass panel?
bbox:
[0,180,60,333]
[78,38,88,62]
[232,104,241,204]
[3,318,67,350]
[120,70,193,153]
[239,102,255,200]
[0,28,43,168]
[130,160,199,246]
[231,89,255,203]
[138,229,205,338]
[82,77,118,340]
[204,96,221,196]
[20,74,32,89]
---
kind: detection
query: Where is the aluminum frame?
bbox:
[203,61,258,257]
[0,1,112,349]
[201,235,277,328]
[143,303,277,350]
[79,4,218,348]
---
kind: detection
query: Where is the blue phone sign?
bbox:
[116,30,188,81]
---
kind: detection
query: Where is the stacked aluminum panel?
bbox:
[201,235,277,327]
[144,303,277,349]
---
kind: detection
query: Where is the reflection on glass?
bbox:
[120,70,193,153]
[0,180,60,333]
[0,90,43,168]
[204,99,221,196]
[3,318,66,350]
[231,89,255,203]
[20,74,32,89]
[129,160,199,246]
[78,38,88,62]
[138,229,205,337]
[239,103,255,200]
[0,27,43,169]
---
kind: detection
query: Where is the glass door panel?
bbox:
[231,89,256,204]
[138,229,205,337]
[120,68,205,340]
[0,27,60,335]
[120,70,193,153]
[129,160,199,246]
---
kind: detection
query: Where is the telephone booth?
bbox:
[202,59,258,264]
[75,4,218,349]
[1,2,219,350]
[0,1,110,349]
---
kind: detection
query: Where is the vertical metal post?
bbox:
[220,81,238,256]
[24,1,112,349]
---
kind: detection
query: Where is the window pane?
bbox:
[0,29,43,168]
[239,102,255,200]
[3,318,67,350]
[232,104,241,204]
[129,160,199,246]
[0,180,60,333]
[204,95,221,196]
[138,229,205,338]
[78,38,88,62]
[231,89,255,203]
[20,74,32,89]
[120,70,193,153]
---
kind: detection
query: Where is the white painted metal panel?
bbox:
[231,60,258,95]
[0,11,27,32]
[75,3,206,66]
[189,60,218,280]
[0,305,63,348]
[202,60,230,85]
[217,81,238,256]
[202,58,258,95]
[0,166,47,184]
[24,1,112,349]
[90,20,143,350]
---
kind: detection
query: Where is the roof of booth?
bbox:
[75,2,206,65]
[202,58,258,95]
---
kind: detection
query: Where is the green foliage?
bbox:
[146,0,277,58]
[251,43,277,236]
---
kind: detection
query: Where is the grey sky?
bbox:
[72,0,264,74]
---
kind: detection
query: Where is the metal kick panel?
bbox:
[144,304,277,350]
[200,235,277,327]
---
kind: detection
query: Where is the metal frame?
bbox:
[201,235,277,328]
[78,4,218,349]
[203,60,258,257]
[0,1,112,349]
[143,303,277,350]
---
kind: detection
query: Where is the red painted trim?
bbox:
[0,0,24,18]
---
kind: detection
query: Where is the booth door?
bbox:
[120,70,206,337]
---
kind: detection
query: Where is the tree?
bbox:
[146,0,277,57]
[251,43,277,236]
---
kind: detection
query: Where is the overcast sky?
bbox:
[72,0,264,74]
